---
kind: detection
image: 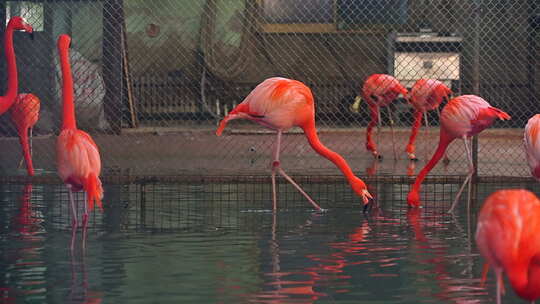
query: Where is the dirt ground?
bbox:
[0,126,531,180]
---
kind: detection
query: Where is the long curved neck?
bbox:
[301,120,356,183]
[0,24,18,114]
[411,130,453,191]
[59,44,76,130]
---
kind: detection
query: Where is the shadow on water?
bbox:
[0,178,538,303]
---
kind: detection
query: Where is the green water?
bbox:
[0,180,537,303]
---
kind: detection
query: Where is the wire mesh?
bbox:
[0,1,538,178]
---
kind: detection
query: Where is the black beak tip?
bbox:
[29,32,34,40]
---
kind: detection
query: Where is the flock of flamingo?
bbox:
[2,16,540,303]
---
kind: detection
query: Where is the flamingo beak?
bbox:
[362,189,374,214]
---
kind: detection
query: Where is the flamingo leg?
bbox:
[495,268,502,304]
[82,192,89,249]
[448,136,474,213]
[424,111,429,161]
[271,131,282,211]
[277,167,322,211]
[366,105,380,159]
[437,108,450,165]
[68,187,77,250]
[387,106,398,160]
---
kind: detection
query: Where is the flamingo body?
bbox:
[407,95,510,208]
[476,189,540,303]
[524,114,540,180]
[361,74,407,158]
[10,93,40,176]
[217,77,372,209]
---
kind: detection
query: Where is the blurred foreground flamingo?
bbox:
[406,79,452,161]
[407,95,510,212]
[360,74,407,160]
[476,189,540,304]
[0,16,33,114]
[216,77,372,211]
[10,94,40,176]
[56,34,103,249]
[524,114,540,180]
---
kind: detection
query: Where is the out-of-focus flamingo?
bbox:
[406,79,452,161]
[0,16,33,114]
[476,189,540,304]
[216,77,372,211]
[10,94,40,176]
[524,114,540,180]
[56,34,103,249]
[407,95,510,212]
[360,74,407,160]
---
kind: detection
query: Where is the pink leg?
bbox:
[271,131,282,211]
[82,193,89,250]
[272,130,323,211]
[448,136,474,213]
[495,268,502,304]
[68,187,77,250]
[387,107,398,160]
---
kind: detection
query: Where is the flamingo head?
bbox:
[433,83,453,104]
[407,190,421,208]
[8,16,33,34]
[350,177,373,207]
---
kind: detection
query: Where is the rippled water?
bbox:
[0,180,537,303]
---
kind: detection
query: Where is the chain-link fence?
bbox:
[0,0,538,178]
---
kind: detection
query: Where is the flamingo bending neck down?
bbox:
[476,189,540,304]
[56,34,103,249]
[407,95,510,212]
[524,114,540,180]
[216,77,372,211]
[405,79,452,161]
[0,16,33,115]
[361,74,407,160]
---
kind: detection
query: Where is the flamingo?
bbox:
[406,79,452,161]
[0,17,33,114]
[475,189,540,304]
[10,94,40,176]
[216,77,373,211]
[407,95,510,212]
[524,114,540,180]
[56,34,103,248]
[361,74,408,160]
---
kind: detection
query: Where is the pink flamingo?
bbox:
[407,95,510,212]
[361,74,408,160]
[0,16,33,114]
[216,77,373,211]
[476,189,540,304]
[406,79,452,161]
[56,34,103,248]
[524,114,540,180]
[10,94,40,176]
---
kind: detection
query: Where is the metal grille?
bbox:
[0,1,538,179]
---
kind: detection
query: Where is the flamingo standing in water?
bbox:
[216,77,373,211]
[407,95,510,212]
[0,16,33,114]
[406,79,452,161]
[361,74,407,160]
[10,94,40,176]
[524,114,540,180]
[476,189,540,304]
[56,34,103,248]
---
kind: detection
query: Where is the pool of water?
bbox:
[0,179,537,303]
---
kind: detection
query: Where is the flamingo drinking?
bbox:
[216,77,372,211]
[407,95,510,212]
